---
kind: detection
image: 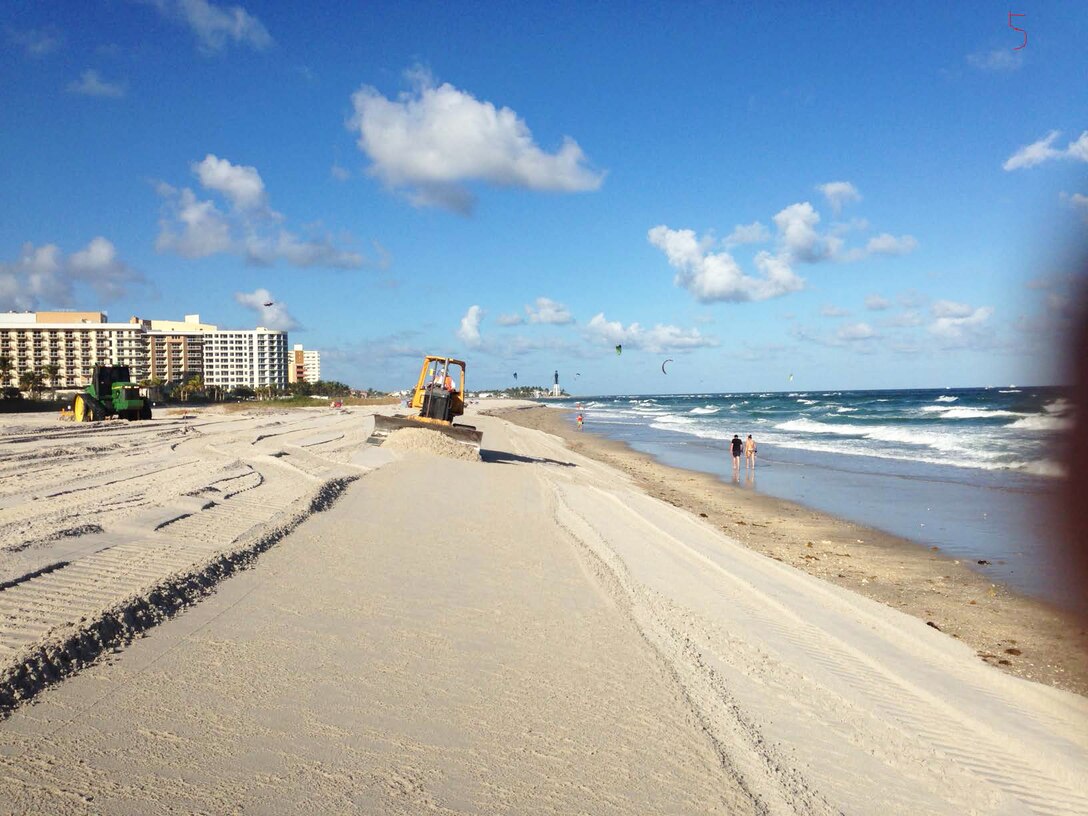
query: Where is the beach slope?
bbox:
[0,409,1086,814]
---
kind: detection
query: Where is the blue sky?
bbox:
[2,1,1086,393]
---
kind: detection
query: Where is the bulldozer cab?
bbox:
[409,356,466,423]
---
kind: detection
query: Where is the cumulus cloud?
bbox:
[193,154,268,211]
[723,221,770,247]
[234,288,298,330]
[585,312,716,354]
[864,294,891,311]
[966,49,1022,72]
[648,225,804,303]
[862,233,918,256]
[1004,130,1088,171]
[773,202,838,261]
[837,322,876,341]
[146,0,273,53]
[67,69,126,98]
[457,305,484,348]
[156,156,364,269]
[496,313,524,326]
[348,69,604,214]
[817,181,861,214]
[525,297,573,325]
[821,304,850,317]
[0,238,142,310]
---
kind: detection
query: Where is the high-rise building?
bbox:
[0,312,149,389]
[288,344,322,385]
[203,328,288,390]
[0,311,289,393]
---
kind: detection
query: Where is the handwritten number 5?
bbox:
[1008,12,1026,50]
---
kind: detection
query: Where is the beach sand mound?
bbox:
[381,427,480,461]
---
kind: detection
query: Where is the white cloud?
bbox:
[193,154,268,211]
[155,185,234,258]
[525,297,573,325]
[0,238,141,310]
[837,322,876,341]
[821,304,850,317]
[864,294,890,311]
[773,202,835,261]
[887,309,924,328]
[348,69,604,214]
[1061,191,1088,221]
[234,288,298,330]
[585,313,716,354]
[966,49,1022,72]
[648,225,804,303]
[929,302,994,343]
[67,69,126,98]
[931,299,975,319]
[863,233,918,256]
[496,313,524,326]
[723,221,770,247]
[817,181,861,214]
[457,305,484,348]
[1003,130,1088,171]
[147,0,273,53]
[156,158,364,269]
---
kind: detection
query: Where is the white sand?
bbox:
[0,406,1086,814]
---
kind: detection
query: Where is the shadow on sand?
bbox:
[481,449,577,468]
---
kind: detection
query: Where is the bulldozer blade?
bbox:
[368,414,483,450]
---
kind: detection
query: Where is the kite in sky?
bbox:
[615,345,622,356]
[661,358,673,374]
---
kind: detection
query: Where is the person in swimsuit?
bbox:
[744,434,757,469]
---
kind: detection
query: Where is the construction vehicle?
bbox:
[369,356,482,450]
[72,365,152,422]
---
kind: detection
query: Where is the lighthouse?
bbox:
[552,370,561,397]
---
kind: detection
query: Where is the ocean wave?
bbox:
[775,418,980,454]
[654,413,697,425]
[998,389,1021,394]
[919,406,1024,419]
[689,406,720,415]
[1044,398,1072,415]
[796,398,818,405]
[835,407,858,413]
[1008,415,1073,432]
[935,395,958,403]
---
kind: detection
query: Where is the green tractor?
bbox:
[72,365,152,422]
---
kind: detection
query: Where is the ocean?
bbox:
[546,386,1079,612]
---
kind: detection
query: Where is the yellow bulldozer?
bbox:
[369,356,483,450]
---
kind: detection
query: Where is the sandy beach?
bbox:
[1,403,1087,814]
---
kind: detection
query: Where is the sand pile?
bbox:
[381,427,480,461]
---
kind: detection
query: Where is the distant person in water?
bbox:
[731,434,743,472]
[745,434,757,469]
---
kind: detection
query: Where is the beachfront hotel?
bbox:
[0,311,294,393]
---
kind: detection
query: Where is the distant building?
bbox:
[0,311,149,390]
[0,311,288,394]
[287,344,321,385]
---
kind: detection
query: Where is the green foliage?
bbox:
[18,369,44,400]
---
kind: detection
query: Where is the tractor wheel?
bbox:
[73,394,90,422]
[139,404,152,420]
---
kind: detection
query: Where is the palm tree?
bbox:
[0,356,12,389]
[18,369,44,400]
[41,363,60,400]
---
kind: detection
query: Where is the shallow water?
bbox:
[549,388,1079,613]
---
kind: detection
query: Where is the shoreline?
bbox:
[489,404,1088,697]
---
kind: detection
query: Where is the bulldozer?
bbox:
[72,365,152,422]
[369,356,482,450]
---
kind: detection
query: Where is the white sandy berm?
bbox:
[0,402,1086,814]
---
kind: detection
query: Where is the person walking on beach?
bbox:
[744,434,757,469]
[576,413,584,430]
[730,434,743,472]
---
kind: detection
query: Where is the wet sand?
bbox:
[490,404,1088,697]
